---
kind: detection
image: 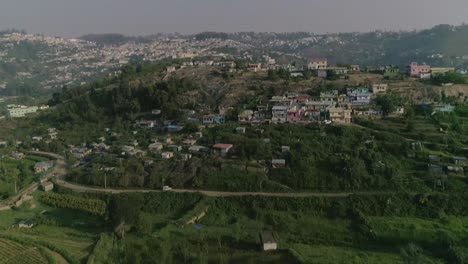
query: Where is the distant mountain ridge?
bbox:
[79,24,468,67]
[79,34,152,45]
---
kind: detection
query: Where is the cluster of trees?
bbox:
[432,72,466,85]
[41,192,107,217]
[44,63,200,129]
[375,93,403,116]
[109,192,202,232]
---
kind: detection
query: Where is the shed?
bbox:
[236,127,246,134]
[161,152,174,160]
[17,219,34,229]
[189,145,209,153]
[260,232,277,251]
[168,145,183,152]
[41,181,54,192]
[181,153,193,161]
[452,156,466,165]
[272,159,286,168]
[447,166,464,175]
[428,155,440,163]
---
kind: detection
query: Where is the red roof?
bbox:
[213,144,233,150]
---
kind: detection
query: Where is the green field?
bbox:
[0,191,107,263]
[291,244,405,264]
[369,216,468,246]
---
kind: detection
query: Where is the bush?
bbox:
[41,192,107,217]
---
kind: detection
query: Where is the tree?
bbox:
[183,121,199,133]
[432,72,466,86]
[400,243,431,264]
[376,93,401,116]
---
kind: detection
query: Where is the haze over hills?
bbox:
[4,17,468,264]
[1,24,468,97]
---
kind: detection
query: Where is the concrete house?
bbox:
[271,106,288,123]
[272,159,286,168]
[349,65,360,72]
[182,139,197,146]
[307,58,328,70]
[433,104,455,113]
[294,95,310,105]
[70,147,92,159]
[452,156,466,165]
[287,106,304,122]
[429,155,440,163]
[248,63,263,72]
[329,107,352,124]
[34,161,54,173]
[32,136,43,142]
[11,151,25,160]
[407,62,431,78]
[318,68,330,78]
[269,96,293,106]
[148,142,164,153]
[7,105,38,118]
[41,181,54,192]
[161,152,174,160]
[320,91,338,103]
[236,127,246,134]
[168,145,183,152]
[93,143,110,152]
[347,88,372,105]
[137,120,155,128]
[213,144,233,157]
[383,66,400,79]
[189,145,209,154]
[372,84,388,94]
[431,67,455,77]
[238,110,254,123]
[202,114,225,125]
[180,153,193,161]
[446,166,464,176]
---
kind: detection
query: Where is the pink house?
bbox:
[407,62,431,78]
[287,108,304,122]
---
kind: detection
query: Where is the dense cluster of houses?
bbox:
[234,85,397,125]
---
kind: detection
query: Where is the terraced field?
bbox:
[0,238,48,264]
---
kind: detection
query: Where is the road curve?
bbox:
[28,151,386,198]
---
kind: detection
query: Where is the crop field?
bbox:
[0,191,107,263]
[0,238,48,264]
[291,244,405,264]
[369,216,468,246]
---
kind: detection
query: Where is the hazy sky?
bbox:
[1,0,468,37]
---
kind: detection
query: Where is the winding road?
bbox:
[0,150,392,203]
[55,179,356,197]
